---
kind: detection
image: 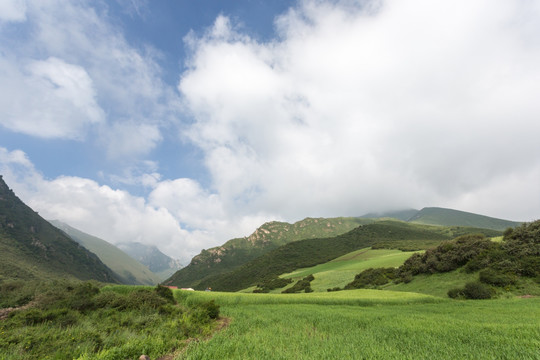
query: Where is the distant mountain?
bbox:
[407,207,521,231]
[361,207,521,231]
[49,221,160,285]
[165,217,372,288]
[0,176,117,283]
[117,242,183,281]
[361,209,419,221]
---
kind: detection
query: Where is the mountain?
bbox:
[0,176,117,283]
[167,219,501,291]
[165,217,371,288]
[49,221,160,285]
[360,209,419,221]
[117,242,183,281]
[407,207,521,231]
[170,220,497,292]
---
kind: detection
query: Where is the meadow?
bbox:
[282,248,420,292]
[177,290,540,360]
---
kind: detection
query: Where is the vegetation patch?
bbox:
[0,282,220,359]
[282,275,314,293]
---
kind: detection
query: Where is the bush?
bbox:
[197,300,220,320]
[155,285,176,304]
[479,269,516,287]
[447,288,464,299]
[462,282,492,299]
[398,234,495,279]
[345,268,396,289]
[282,275,315,293]
[125,289,167,310]
[327,287,342,292]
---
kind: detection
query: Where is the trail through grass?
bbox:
[176,290,540,360]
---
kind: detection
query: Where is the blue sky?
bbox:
[1,0,540,262]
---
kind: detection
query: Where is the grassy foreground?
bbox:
[177,290,540,360]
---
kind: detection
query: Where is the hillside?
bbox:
[407,207,521,230]
[166,217,370,288]
[0,176,117,283]
[50,221,160,285]
[169,220,500,291]
[116,242,183,281]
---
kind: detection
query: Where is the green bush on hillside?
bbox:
[282,275,315,293]
[479,269,516,287]
[447,282,492,300]
[345,267,397,289]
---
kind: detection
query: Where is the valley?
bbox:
[1,176,538,359]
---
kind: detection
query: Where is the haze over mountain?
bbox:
[116,242,183,281]
[49,220,160,285]
[0,176,117,283]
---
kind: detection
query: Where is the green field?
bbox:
[177,290,540,359]
[281,248,420,292]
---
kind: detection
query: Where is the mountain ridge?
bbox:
[49,220,161,285]
[165,217,371,288]
[0,176,118,283]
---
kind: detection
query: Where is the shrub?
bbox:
[199,300,220,319]
[479,269,516,287]
[282,275,315,293]
[399,234,495,279]
[345,268,396,289]
[125,289,167,310]
[462,282,492,299]
[327,287,342,292]
[155,285,176,304]
[447,288,464,299]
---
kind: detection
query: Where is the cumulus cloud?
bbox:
[0,0,27,22]
[0,0,180,155]
[2,0,540,263]
[0,56,104,139]
[0,147,269,261]
[179,0,540,221]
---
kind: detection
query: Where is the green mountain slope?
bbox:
[165,217,371,288]
[172,220,498,292]
[0,176,118,283]
[49,221,160,285]
[408,207,521,230]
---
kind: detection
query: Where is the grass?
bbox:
[281,248,420,292]
[0,283,219,360]
[177,290,540,359]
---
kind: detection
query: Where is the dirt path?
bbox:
[0,302,35,321]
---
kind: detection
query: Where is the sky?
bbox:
[1,0,539,263]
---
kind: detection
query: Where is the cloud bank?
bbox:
[2,0,540,261]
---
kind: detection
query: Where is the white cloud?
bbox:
[179,0,540,220]
[0,0,27,22]
[0,56,104,139]
[102,122,162,159]
[0,0,180,155]
[0,147,270,262]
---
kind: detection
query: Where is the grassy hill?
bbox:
[174,220,500,292]
[408,207,521,230]
[282,248,421,292]
[165,217,371,288]
[0,176,117,283]
[50,221,160,285]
